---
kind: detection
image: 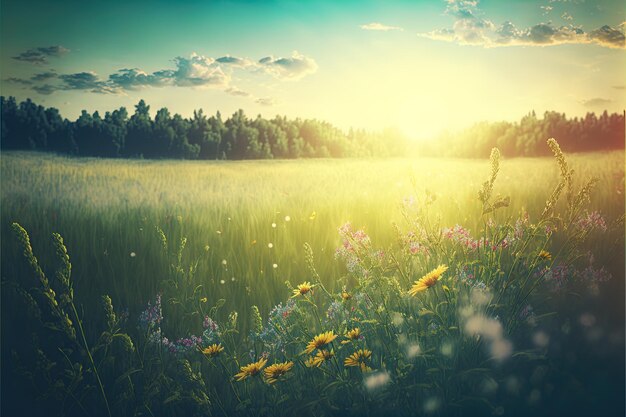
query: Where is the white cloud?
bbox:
[258,51,318,80]
[360,22,404,31]
[419,0,625,49]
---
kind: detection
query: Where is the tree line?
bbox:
[0,97,407,159]
[1,97,623,159]
[426,110,624,158]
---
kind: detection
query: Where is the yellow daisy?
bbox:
[408,265,449,296]
[341,290,352,301]
[344,349,373,372]
[264,361,294,384]
[292,281,314,297]
[538,250,552,261]
[304,331,337,354]
[341,328,361,344]
[308,349,334,367]
[234,358,268,381]
[201,343,224,358]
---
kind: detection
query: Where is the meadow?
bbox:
[1,146,624,416]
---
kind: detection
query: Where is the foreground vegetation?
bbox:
[1,144,624,416]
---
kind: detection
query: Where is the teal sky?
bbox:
[1,0,625,138]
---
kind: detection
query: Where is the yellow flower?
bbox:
[200,297,208,303]
[408,265,449,296]
[292,281,314,297]
[264,361,294,384]
[344,349,373,372]
[309,211,317,220]
[309,349,334,367]
[341,328,361,344]
[201,343,224,358]
[341,290,352,301]
[234,358,268,381]
[304,331,337,354]
[538,250,552,261]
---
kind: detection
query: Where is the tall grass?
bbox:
[1,148,624,416]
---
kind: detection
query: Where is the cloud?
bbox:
[172,53,230,87]
[108,68,174,89]
[255,97,276,106]
[540,5,553,15]
[32,84,58,95]
[31,71,58,82]
[360,22,404,31]
[258,51,318,80]
[19,51,316,99]
[215,55,255,68]
[613,85,625,90]
[581,97,613,108]
[225,87,251,97]
[419,1,625,49]
[12,45,70,64]
[561,12,574,21]
[5,77,33,86]
[588,25,626,48]
[59,71,119,94]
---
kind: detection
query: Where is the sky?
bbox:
[1,0,625,139]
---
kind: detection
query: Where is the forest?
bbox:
[1,96,623,159]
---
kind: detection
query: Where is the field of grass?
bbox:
[1,148,624,416]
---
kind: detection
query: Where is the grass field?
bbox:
[1,149,624,416]
[2,151,623,314]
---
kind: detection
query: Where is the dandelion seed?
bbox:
[216,230,222,235]
[408,265,448,296]
[272,264,278,269]
[407,344,421,358]
[231,277,235,281]
[305,331,337,354]
[532,331,550,347]
[268,243,273,248]
[423,397,441,414]
[222,259,227,265]
[204,245,210,252]
[272,223,277,228]
[364,371,391,391]
[234,358,268,381]
[264,361,294,384]
[130,252,136,258]
[220,279,225,284]
[285,216,291,222]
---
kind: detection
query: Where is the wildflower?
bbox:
[342,328,361,344]
[264,361,294,384]
[285,216,291,222]
[305,331,337,354]
[538,250,552,261]
[408,265,449,296]
[292,281,314,297]
[200,297,208,303]
[344,349,373,372]
[309,211,317,220]
[235,358,268,381]
[341,290,352,301]
[202,343,224,358]
[308,349,334,367]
